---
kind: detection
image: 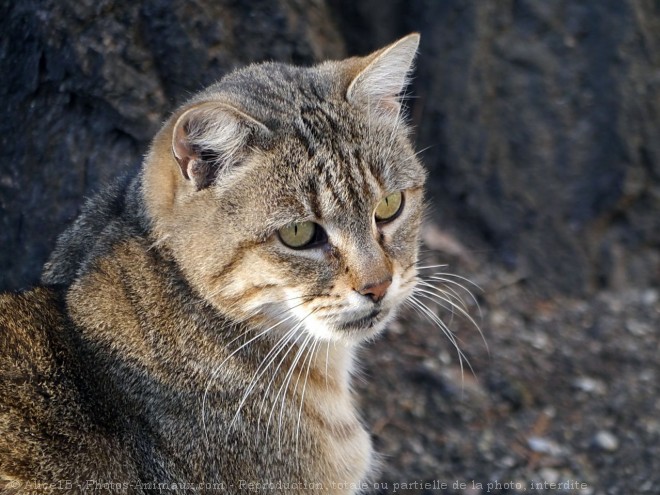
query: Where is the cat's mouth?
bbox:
[335,309,384,331]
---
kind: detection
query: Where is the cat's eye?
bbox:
[374,192,403,223]
[278,221,326,249]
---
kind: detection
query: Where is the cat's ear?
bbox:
[345,33,420,116]
[171,102,269,190]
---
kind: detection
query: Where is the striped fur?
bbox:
[1,35,425,493]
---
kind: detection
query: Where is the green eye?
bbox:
[375,191,403,222]
[278,221,318,249]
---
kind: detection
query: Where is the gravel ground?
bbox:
[358,226,660,495]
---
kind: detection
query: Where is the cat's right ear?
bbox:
[345,33,420,117]
[171,102,269,190]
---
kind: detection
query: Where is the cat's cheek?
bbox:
[384,210,423,257]
[265,239,339,288]
[376,193,423,247]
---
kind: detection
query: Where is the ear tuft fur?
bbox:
[346,33,420,116]
[172,103,269,190]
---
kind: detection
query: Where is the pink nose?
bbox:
[358,278,392,303]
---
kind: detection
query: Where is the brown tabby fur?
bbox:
[0,35,425,494]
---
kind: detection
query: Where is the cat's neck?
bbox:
[310,340,356,393]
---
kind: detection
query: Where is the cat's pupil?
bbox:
[278,221,320,249]
[375,191,403,222]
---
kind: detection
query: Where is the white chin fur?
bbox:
[283,271,411,345]
[305,312,391,345]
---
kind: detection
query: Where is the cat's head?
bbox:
[143,34,425,344]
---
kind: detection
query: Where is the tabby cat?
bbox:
[1,34,426,493]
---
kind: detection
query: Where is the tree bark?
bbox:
[2,0,659,296]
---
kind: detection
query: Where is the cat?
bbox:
[1,34,426,494]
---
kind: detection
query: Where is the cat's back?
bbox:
[0,288,138,493]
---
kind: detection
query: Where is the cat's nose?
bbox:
[358,278,392,303]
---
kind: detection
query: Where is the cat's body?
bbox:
[0,35,425,494]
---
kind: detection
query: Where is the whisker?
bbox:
[230,323,305,435]
[416,281,468,312]
[414,289,482,342]
[422,277,490,344]
[407,295,474,381]
[423,277,474,308]
[425,274,485,327]
[203,311,301,443]
[295,337,321,470]
[415,263,450,271]
[324,341,331,393]
[427,271,483,291]
[260,308,319,448]
[256,329,305,437]
[408,296,469,383]
[255,320,311,432]
[414,282,482,334]
[229,304,323,437]
[274,333,313,451]
[202,297,319,442]
[401,144,434,163]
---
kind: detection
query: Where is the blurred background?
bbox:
[1,1,659,493]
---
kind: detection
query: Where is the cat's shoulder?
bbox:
[0,287,86,439]
[0,288,75,483]
[0,286,66,368]
[0,288,140,488]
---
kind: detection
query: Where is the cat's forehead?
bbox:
[262,124,423,225]
[200,62,338,125]
[274,112,420,222]
[204,60,425,224]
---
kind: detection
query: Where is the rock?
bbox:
[2,5,659,491]
[538,468,560,484]
[593,430,619,452]
[626,319,652,336]
[641,289,659,306]
[572,376,607,395]
[528,436,563,457]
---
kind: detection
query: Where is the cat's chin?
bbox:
[302,307,399,345]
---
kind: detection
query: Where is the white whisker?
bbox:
[415,283,467,314]
[231,324,304,435]
[273,333,313,451]
[295,337,321,471]
[407,295,474,381]
[401,144,433,163]
[203,311,300,443]
[324,341,331,393]
[415,263,449,270]
[420,276,487,351]
[255,319,312,432]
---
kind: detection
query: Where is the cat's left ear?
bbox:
[171,102,270,190]
[346,33,420,116]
